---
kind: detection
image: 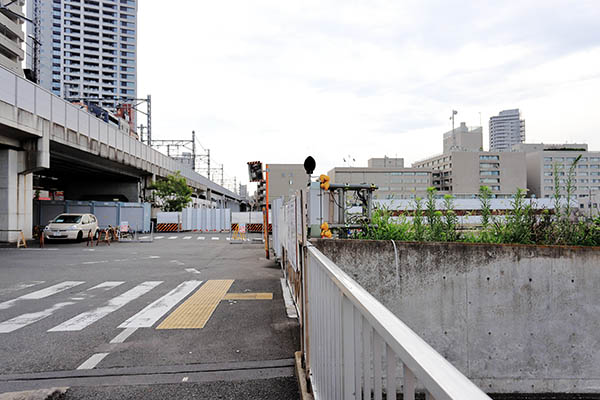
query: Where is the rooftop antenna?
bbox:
[450,109,458,134]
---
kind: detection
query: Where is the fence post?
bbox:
[342,295,356,399]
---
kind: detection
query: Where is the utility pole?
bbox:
[146,95,152,145]
[192,130,196,171]
[207,149,211,180]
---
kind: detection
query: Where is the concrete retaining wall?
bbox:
[313,239,600,394]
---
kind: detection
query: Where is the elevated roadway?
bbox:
[0,65,241,241]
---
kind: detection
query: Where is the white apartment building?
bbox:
[0,0,25,75]
[26,0,137,111]
[515,143,600,212]
[489,109,525,151]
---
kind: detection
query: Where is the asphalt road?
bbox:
[0,233,300,399]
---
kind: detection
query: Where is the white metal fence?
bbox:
[306,244,491,400]
[271,186,492,400]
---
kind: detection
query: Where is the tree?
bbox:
[149,171,193,211]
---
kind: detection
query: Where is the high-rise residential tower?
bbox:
[489,109,525,151]
[26,0,137,112]
[0,0,25,75]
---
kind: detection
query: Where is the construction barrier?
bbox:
[232,223,271,233]
[156,223,180,232]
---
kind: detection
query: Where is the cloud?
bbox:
[138,1,600,190]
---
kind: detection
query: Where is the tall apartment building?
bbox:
[489,109,525,151]
[26,0,137,112]
[0,0,25,75]
[443,122,483,153]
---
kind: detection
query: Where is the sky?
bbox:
[137,0,600,194]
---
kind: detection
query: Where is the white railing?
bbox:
[306,243,491,400]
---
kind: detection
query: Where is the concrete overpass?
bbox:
[0,65,242,241]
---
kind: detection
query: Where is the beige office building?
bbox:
[443,122,483,153]
[328,163,432,200]
[413,151,527,198]
[264,164,309,205]
[0,0,25,75]
[514,143,600,211]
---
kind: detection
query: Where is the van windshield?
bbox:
[53,215,82,223]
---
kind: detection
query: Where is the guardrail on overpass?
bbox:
[0,64,240,201]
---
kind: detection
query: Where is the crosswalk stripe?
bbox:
[77,353,109,370]
[154,236,164,239]
[183,236,192,240]
[0,281,45,297]
[0,281,85,310]
[197,237,205,240]
[118,280,203,329]
[87,281,125,291]
[211,237,219,241]
[168,236,177,240]
[0,302,75,333]
[48,281,163,332]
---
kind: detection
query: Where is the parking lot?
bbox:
[0,233,299,398]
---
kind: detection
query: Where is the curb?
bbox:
[0,387,68,400]
[294,351,313,400]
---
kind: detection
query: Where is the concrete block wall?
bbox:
[314,239,600,394]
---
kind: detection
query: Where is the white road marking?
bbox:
[280,278,299,319]
[170,260,185,266]
[197,237,205,240]
[148,256,160,259]
[0,281,85,310]
[77,353,109,370]
[182,377,189,382]
[168,236,178,240]
[87,281,125,291]
[154,236,164,239]
[226,238,231,241]
[185,268,201,274]
[109,327,138,344]
[0,281,45,297]
[48,281,163,332]
[118,280,203,329]
[0,302,75,333]
[211,237,219,241]
[139,236,150,240]
[183,236,192,240]
[82,260,109,265]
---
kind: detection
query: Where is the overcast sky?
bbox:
[137,1,600,192]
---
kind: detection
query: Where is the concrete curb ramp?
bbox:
[0,387,68,400]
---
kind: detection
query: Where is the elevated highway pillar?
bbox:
[0,149,34,242]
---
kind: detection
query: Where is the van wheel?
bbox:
[77,231,83,242]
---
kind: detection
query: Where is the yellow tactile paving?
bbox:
[156,279,234,330]
[223,293,273,300]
